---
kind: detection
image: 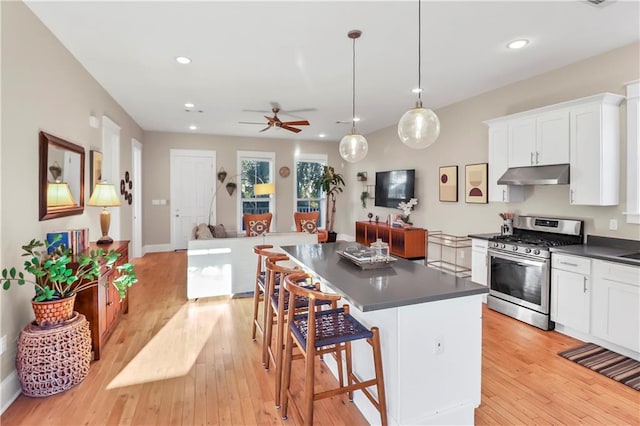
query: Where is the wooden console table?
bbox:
[355,221,427,260]
[74,240,129,360]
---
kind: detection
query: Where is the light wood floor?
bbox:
[2,251,639,425]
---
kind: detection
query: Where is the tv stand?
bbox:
[355,221,427,260]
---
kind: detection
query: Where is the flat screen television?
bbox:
[375,169,415,208]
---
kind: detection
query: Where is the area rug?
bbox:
[558,342,640,391]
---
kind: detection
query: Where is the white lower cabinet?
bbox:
[591,260,640,353]
[471,239,488,286]
[551,254,591,333]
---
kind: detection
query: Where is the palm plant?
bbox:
[313,165,345,234]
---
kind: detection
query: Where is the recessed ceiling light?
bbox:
[185,102,195,108]
[353,117,361,122]
[176,56,191,64]
[412,88,422,94]
[318,133,326,138]
[189,125,197,130]
[507,39,529,50]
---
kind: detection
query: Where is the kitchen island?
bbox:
[281,242,488,425]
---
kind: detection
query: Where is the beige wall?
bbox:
[141,131,341,245]
[0,1,143,391]
[344,42,640,241]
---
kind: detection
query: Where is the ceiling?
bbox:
[25,1,640,142]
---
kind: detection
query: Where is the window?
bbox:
[294,153,327,228]
[237,151,275,232]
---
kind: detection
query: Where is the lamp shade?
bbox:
[339,133,368,163]
[88,183,120,207]
[254,182,275,195]
[47,182,76,207]
[397,106,440,149]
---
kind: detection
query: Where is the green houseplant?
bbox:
[1,236,137,326]
[313,165,345,242]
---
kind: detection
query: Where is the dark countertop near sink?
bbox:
[550,235,640,267]
[468,233,500,241]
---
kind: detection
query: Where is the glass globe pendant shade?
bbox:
[398,104,441,149]
[339,133,368,163]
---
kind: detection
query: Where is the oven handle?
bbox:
[488,249,548,267]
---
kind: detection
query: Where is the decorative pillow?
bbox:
[248,219,269,236]
[196,223,214,240]
[300,219,318,234]
[210,224,227,238]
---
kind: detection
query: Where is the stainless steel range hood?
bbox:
[497,164,570,185]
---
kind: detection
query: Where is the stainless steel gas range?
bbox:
[487,216,583,330]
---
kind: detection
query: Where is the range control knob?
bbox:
[524,248,531,254]
[533,249,540,255]
[500,244,506,249]
[512,246,518,251]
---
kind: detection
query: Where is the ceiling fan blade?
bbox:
[259,126,272,132]
[280,124,302,133]
[282,120,310,126]
[239,121,267,125]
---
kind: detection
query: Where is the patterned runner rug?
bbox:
[558,342,640,391]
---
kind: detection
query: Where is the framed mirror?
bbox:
[39,131,85,220]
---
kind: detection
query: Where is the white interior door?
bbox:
[170,149,215,250]
[132,139,142,258]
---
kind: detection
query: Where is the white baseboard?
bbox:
[1,369,21,415]
[143,243,173,254]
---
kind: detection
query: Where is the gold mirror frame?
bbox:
[39,131,85,220]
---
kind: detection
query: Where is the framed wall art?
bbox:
[439,165,458,202]
[465,163,488,204]
[90,150,103,196]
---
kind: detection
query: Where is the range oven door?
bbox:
[488,249,550,314]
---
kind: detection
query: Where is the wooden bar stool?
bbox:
[251,245,288,342]
[281,273,388,426]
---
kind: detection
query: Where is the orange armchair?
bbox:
[243,212,273,236]
[293,211,328,243]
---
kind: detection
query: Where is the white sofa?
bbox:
[187,232,317,300]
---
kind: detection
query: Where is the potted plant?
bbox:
[360,191,369,209]
[1,236,137,327]
[313,165,345,242]
[356,171,367,182]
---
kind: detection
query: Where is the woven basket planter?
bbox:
[31,294,76,327]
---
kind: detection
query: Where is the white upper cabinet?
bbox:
[570,95,624,206]
[488,124,524,202]
[485,92,624,206]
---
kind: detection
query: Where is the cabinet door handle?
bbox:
[570,189,575,203]
[535,151,540,164]
[583,276,588,293]
[502,189,506,202]
[530,152,534,165]
[107,301,113,306]
[560,261,578,267]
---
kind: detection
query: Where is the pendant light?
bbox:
[397,0,440,149]
[339,29,368,163]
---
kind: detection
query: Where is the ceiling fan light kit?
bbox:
[398,0,441,150]
[339,29,368,163]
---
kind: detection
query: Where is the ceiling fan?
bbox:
[239,107,310,133]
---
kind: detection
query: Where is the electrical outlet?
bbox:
[0,335,7,356]
[434,335,444,355]
[609,219,618,231]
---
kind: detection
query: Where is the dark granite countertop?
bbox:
[550,235,640,267]
[468,233,500,241]
[281,242,488,312]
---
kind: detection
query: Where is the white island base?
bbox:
[320,291,483,425]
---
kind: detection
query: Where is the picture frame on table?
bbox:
[439,165,458,202]
[465,163,488,204]
[89,150,103,196]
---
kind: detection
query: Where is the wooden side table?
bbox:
[16,312,92,397]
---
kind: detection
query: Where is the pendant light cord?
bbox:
[352,35,357,134]
[417,0,422,106]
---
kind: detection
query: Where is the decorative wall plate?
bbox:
[279,166,290,178]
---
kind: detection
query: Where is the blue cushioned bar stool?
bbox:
[251,245,288,342]
[281,273,388,425]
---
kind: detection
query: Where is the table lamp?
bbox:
[46,181,76,208]
[88,182,120,244]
